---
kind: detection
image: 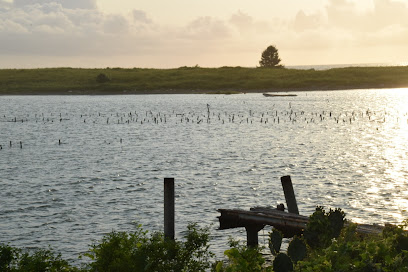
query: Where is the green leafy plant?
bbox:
[273,253,293,272]
[297,223,408,271]
[287,236,306,264]
[0,243,74,272]
[85,223,213,272]
[214,239,272,272]
[269,229,283,256]
[0,244,18,271]
[18,248,73,272]
[303,206,345,249]
[3,213,408,272]
[328,208,346,238]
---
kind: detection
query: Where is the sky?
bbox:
[0,0,408,68]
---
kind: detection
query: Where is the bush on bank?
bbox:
[2,211,408,272]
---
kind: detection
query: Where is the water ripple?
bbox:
[1,90,408,264]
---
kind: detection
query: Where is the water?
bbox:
[1,89,408,264]
[288,62,407,70]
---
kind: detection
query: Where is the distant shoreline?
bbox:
[1,66,407,95]
[0,86,403,96]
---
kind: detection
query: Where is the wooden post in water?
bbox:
[164,178,175,240]
[281,176,299,214]
[245,224,264,247]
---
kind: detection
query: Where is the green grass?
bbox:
[1,66,408,95]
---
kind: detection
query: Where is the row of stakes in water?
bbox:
[2,108,406,126]
[2,109,407,150]
[1,138,127,150]
[1,141,23,149]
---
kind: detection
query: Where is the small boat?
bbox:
[263,93,297,97]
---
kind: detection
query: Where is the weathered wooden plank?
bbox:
[218,208,385,237]
[355,224,384,235]
[251,207,385,235]
[281,176,299,214]
[218,209,308,233]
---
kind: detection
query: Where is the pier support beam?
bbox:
[281,175,299,215]
[245,224,264,247]
[164,178,175,240]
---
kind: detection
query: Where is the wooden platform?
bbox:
[218,208,305,240]
[217,176,387,247]
[218,207,384,235]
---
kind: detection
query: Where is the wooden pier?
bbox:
[217,175,386,247]
[160,176,387,247]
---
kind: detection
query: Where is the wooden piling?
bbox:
[281,175,299,214]
[164,178,175,240]
[245,224,264,247]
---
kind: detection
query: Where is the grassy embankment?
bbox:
[1,66,408,95]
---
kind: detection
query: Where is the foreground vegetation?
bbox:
[2,208,408,271]
[1,66,408,95]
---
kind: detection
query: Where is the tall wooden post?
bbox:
[281,175,299,214]
[164,178,175,240]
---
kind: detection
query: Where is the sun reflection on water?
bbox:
[364,89,408,223]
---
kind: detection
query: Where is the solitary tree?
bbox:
[259,45,283,68]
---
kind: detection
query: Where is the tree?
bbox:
[259,45,283,68]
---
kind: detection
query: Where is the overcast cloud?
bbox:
[0,0,407,68]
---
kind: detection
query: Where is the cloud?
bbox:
[287,0,408,53]
[325,0,408,32]
[182,16,231,40]
[13,0,96,9]
[229,10,253,32]
[0,1,154,57]
[0,0,12,8]
[1,0,408,68]
[103,14,129,34]
[293,10,323,32]
[229,10,276,36]
[132,9,152,24]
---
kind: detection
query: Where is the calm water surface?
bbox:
[1,89,408,263]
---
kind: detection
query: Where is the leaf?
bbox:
[273,253,293,272]
[269,229,283,256]
[287,236,307,264]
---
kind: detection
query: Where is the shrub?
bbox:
[214,239,271,272]
[303,206,345,249]
[96,73,110,83]
[0,244,18,271]
[0,243,75,272]
[84,223,213,272]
